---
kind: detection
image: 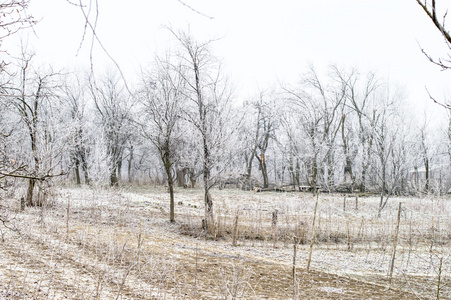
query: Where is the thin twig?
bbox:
[176,0,214,19]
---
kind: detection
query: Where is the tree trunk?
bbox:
[162,147,176,223]
[176,168,185,187]
[341,114,354,186]
[312,157,318,196]
[110,166,118,186]
[26,178,36,206]
[204,189,213,231]
[128,146,134,183]
[425,157,429,193]
[117,158,122,182]
[262,160,269,188]
[289,155,295,185]
[327,155,335,188]
[73,127,83,185]
[245,151,254,179]
[295,159,300,187]
[378,162,386,217]
[74,158,81,185]
[203,155,214,232]
[189,168,196,188]
[257,154,269,188]
[165,162,175,223]
[169,181,175,223]
[273,155,277,186]
[80,150,90,184]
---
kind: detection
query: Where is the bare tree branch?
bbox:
[176,0,214,19]
[416,0,451,44]
[425,86,451,109]
[416,0,451,70]
[416,1,451,108]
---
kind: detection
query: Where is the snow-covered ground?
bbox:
[0,186,449,299]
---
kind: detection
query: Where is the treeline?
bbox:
[1,30,450,218]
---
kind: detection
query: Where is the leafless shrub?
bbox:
[215,264,257,299]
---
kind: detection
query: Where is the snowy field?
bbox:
[0,186,450,299]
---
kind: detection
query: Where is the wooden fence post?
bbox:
[307,194,319,272]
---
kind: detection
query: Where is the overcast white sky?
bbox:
[7,0,451,120]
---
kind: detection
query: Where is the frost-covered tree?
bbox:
[283,66,344,193]
[0,1,36,192]
[3,51,68,206]
[89,72,134,186]
[332,66,379,192]
[253,91,278,189]
[63,73,91,185]
[168,28,236,232]
[370,86,410,216]
[137,53,186,223]
[239,91,278,189]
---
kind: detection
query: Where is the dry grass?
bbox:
[0,185,449,299]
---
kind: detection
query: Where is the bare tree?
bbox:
[371,86,409,216]
[373,104,396,216]
[4,51,66,206]
[239,101,261,188]
[283,66,344,193]
[418,116,432,193]
[255,92,278,189]
[0,3,37,209]
[63,73,90,185]
[168,28,235,233]
[89,72,133,186]
[137,54,185,223]
[332,66,379,192]
[279,109,303,189]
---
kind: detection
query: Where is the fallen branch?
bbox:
[0,171,67,181]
